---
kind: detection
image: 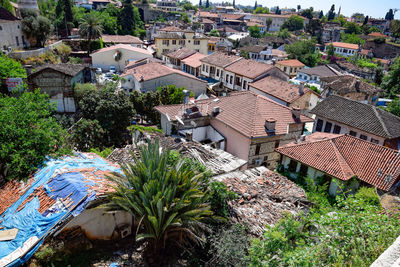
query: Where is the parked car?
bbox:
[96,68,102,74]
[109,66,116,73]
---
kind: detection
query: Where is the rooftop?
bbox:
[164,47,196,60]
[276,59,305,67]
[329,42,359,50]
[0,7,19,21]
[32,64,86,77]
[239,45,267,54]
[276,133,400,191]
[181,52,207,68]
[90,44,152,56]
[368,32,388,38]
[214,166,309,236]
[101,34,144,44]
[299,65,340,77]
[224,59,275,79]
[200,51,242,68]
[155,91,313,138]
[311,95,400,139]
[249,76,312,104]
[320,75,382,95]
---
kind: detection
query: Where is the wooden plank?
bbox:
[0,228,18,241]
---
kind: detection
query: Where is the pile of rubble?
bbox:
[214,167,311,236]
[107,132,246,175]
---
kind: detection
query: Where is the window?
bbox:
[371,138,379,144]
[299,164,308,177]
[226,74,229,82]
[235,77,241,86]
[324,122,332,133]
[216,69,220,76]
[172,40,176,45]
[202,64,205,71]
[194,40,200,45]
[264,155,268,161]
[162,40,169,45]
[315,119,323,132]
[230,76,233,84]
[360,134,367,140]
[275,140,280,148]
[288,160,297,172]
[0,26,2,30]
[284,67,287,72]
[243,80,247,89]
[349,131,357,137]
[179,40,185,45]
[15,36,19,46]
[333,125,341,134]
[255,144,261,155]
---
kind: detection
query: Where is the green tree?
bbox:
[0,90,69,181]
[71,119,105,151]
[105,140,213,256]
[385,8,394,21]
[284,39,319,67]
[387,98,400,117]
[275,6,281,15]
[118,0,143,35]
[326,43,335,61]
[374,66,384,85]
[382,57,400,98]
[55,43,72,63]
[98,9,118,34]
[209,29,220,37]
[253,6,269,14]
[340,33,364,45]
[389,20,400,38]
[300,7,314,20]
[319,10,323,19]
[0,0,14,14]
[254,1,257,10]
[327,4,335,21]
[276,28,290,39]
[0,53,27,79]
[344,22,362,34]
[248,25,262,38]
[199,0,202,7]
[79,12,103,56]
[55,0,74,35]
[205,0,209,8]
[78,83,133,147]
[281,15,304,31]
[21,9,53,47]
[265,18,272,32]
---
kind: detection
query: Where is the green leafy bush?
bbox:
[209,181,238,218]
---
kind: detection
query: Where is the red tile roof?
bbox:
[225,59,275,79]
[155,91,313,138]
[368,32,388,38]
[249,76,312,104]
[200,51,242,68]
[181,52,207,68]
[276,59,305,67]
[159,26,185,32]
[276,133,400,191]
[101,34,144,44]
[329,42,359,50]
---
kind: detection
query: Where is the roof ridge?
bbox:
[330,138,355,180]
[372,105,392,137]
[276,134,343,152]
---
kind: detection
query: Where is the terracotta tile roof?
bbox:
[320,75,382,95]
[276,133,400,191]
[122,62,205,83]
[164,47,196,60]
[311,95,400,139]
[299,65,340,77]
[201,18,215,24]
[246,21,262,27]
[208,36,221,44]
[368,32,388,38]
[181,52,207,68]
[154,32,184,39]
[359,49,372,56]
[217,26,239,33]
[222,14,245,20]
[225,59,275,79]
[32,64,86,77]
[249,76,311,104]
[329,42,359,50]
[90,44,152,55]
[239,45,267,53]
[200,51,242,68]
[155,91,313,138]
[159,26,184,32]
[373,58,390,65]
[197,11,219,18]
[276,59,305,67]
[101,34,144,44]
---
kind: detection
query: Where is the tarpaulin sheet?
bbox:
[0,154,120,267]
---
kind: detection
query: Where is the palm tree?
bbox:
[79,12,103,57]
[105,140,213,259]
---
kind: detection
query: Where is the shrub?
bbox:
[209,181,238,218]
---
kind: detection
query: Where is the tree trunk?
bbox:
[87,33,92,57]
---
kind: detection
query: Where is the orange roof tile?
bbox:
[225,59,275,79]
[276,59,305,67]
[330,42,359,50]
[368,32,388,38]
[276,133,400,191]
[181,52,207,68]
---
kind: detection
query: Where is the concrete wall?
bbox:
[249,86,288,106]
[91,47,152,72]
[290,91,320,110]
[0,20,26,50]
[62,208,132,240]
[179,126,226,150]
[155,35,208,58]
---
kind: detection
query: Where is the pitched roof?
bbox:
[164,47,196,60]
[121,62,205,83]
[196,11,219,18]
[249,76,312,104]
[320,75,382,95]
[0,7,19,21]
[154,32,184,39]
[225,59,275,79]
[239,45,267,53]
[32,64,86,77]
[329,42,359,50]
[276,59,305,67]
[181,52,207,68]
[298,65,340,77]
[158,26,184,32]
[155,91,313,138]
[200,51,242,68]
[311,95,400,139]
[90,44,152,55]
[246,21,262,27]
[276,133,400,191]
[101,34,144,44]
[368,32,388,38]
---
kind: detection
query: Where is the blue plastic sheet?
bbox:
[0,154,121,267]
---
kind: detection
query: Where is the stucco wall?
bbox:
[91,47,152,72]
[0,20,26,49]
[155,35,208,58]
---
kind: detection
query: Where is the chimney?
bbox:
[212,106,220,116]
[183,90,190,104]
[299,82,304,95]
[264,118,276,132]
[292,107,301,120]
[140,75,144,82]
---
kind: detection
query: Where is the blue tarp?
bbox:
[0,154,121,267]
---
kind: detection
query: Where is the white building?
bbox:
[326,42,359,57]
[0,7,28,50]
[251,13,309,32]
[90,44,153,72]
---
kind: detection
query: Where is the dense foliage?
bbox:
[281,15,304,32]
[382,57,400,97]
[0,90,69,181]
[284,40,320,67]
[386,98,400,117]
[79,12,103,56]
[21,8,52,47]
[248,186,400,266]
[0,53,27,79]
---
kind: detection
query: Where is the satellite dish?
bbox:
[175,116,184,125]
